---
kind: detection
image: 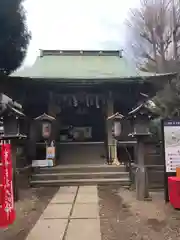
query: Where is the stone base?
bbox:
[112,158,120,166]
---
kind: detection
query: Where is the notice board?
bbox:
[162,119,180,201]
[163,119,180,172]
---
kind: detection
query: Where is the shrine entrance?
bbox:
[53,93,107,165]
[58,104,105,143]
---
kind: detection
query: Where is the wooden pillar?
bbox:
[26,121,37,164]
[106,92,118,164]
[48,92,58,118]
[135,139,149,200]
[48,91,60,138]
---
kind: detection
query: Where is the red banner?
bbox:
[0,143,16,228]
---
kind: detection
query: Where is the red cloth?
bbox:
[168,176,180,209]
[0,143,16,228]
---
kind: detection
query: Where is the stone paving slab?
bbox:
[42,203,72,219]
[76,193,98,203]
[58,186,78,194]
[71,203,99,219]
[26,219,68,240]
[78,186,97,194]
[25,185,101,240]
[50,193,76,204]
[65,219,101,240]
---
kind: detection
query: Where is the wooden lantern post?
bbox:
[34,113,56,167]
[127,103,158,200]
[107,112,124,165]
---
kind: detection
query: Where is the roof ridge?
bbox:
[40,49,123,57]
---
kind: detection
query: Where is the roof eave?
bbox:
[9,72,177,83]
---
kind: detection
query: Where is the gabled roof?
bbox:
[127,103,159,119]
[35,113,56,121]
[11,50,175,81]
[107,112,124,120]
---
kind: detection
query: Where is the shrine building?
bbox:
[2,50,175,168]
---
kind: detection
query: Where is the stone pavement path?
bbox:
[26,186,101,240]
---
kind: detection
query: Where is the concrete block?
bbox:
[50,193,75,204]
[42,204,72,219]
[78,186,97,194]
[71,203,99,219]
[76,193,98,203]
[65,219,101,240]
[26,219,67,240]
[58,186,78,194]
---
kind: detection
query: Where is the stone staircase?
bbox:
[30,164,130,187]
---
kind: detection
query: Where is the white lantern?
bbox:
[35,113,56,140]
[42,122,52,139]
[113,121,122,137]
[108,112,124,138]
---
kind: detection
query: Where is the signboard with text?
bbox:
[46,146,55,159]
[163,120,180,172]
[46,146,55,167]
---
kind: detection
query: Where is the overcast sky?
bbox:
[23,0,139,66]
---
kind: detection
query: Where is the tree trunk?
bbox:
[172,0,178,63]
[159,41,166,72]
[151,30,159,72]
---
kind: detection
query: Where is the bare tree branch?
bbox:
[126,0,180,73]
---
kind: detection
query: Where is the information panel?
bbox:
[163,120,180,172]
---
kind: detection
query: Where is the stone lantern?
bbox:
[0,94,27,138]
[127,103,158,200]
[128,104,154,137]
[0,93,27,201]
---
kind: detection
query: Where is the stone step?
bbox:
[33,164,126,174]
[30,178,130,187]
[31,171,129,181]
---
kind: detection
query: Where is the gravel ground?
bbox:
[98,185,180,240]
[0,174,58,240]
[1,182,180,240]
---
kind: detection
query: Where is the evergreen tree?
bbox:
[0,0,30,75]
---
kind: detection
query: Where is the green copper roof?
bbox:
[11,50,175,81]
[10,50,174,83]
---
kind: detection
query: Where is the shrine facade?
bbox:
[1,49,176,166]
